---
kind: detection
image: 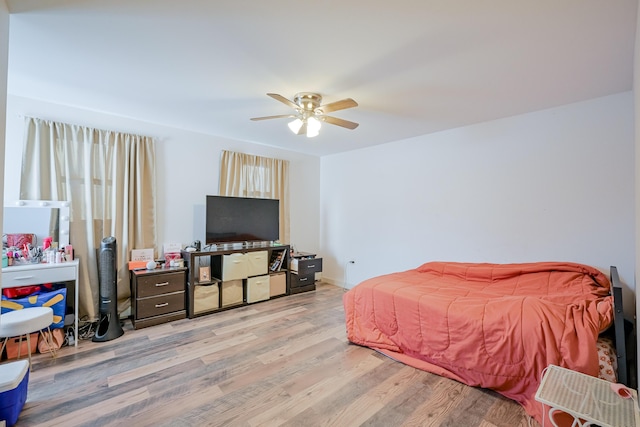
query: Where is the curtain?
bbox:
[219,150,290,244]
[20,117,157,321]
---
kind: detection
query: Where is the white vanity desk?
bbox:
[1,260,80,347]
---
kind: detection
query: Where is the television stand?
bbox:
[181,244,290,318]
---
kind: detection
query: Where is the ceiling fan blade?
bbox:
[316,98,358,114]
[250,114,294,121]
[322,115,359,130]
[267,93,299,110]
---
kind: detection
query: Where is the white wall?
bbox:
[321,92,636,316]
[4,95,321,257]
[0,1,7,261]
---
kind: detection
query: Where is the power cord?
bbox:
[78,317,98,341]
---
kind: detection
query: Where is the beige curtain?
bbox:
[219,150,290,244]
[20,117,157,321]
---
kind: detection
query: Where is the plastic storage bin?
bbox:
[0,359,29,427]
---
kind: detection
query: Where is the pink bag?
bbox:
[38,328,65,353]
[5,233,36,248]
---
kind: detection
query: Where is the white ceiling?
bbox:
[6,0,638,157]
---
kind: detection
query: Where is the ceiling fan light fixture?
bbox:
[252,92,358,137]
[306,116,321,137]
[288,118,303,134]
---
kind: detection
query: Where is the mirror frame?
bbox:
[5,200,71,248]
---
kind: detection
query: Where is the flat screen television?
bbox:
[205,195,280,244]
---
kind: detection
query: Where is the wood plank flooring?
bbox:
[14,283,537,427]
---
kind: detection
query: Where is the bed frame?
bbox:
[609,265,636,388]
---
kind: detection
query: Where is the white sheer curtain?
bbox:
[219,150,290,244]
[20,117,157,321]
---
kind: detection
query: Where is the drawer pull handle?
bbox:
[15,275,35,280]
[155,302,169,308]
[155,282,170,287]
[307,265,315,268]
[300,277,308,282]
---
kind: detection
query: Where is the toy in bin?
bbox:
[0,359,29,427]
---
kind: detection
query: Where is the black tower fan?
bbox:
[93,236,124,342]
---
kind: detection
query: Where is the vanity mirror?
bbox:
[3,200,70,249]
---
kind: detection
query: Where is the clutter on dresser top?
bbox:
[3,241,73,267]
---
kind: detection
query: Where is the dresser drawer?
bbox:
[136,271,185,298]
[3,264,77,288]
[290,272,315,294]
[294,258,322,276]
[291,272,315,288]
[137,291,185,318]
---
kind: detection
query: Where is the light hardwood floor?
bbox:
[15,283,537,427]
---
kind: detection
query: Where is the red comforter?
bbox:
[343,261,613,424]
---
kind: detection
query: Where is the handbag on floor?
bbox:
[37,328,65,353]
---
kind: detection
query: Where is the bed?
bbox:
[343,261,628,425]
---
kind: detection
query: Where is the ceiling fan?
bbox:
[250,92,359,138]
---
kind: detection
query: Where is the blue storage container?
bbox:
[0,359,29,427]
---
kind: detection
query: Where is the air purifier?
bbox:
[93,236,124,342]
